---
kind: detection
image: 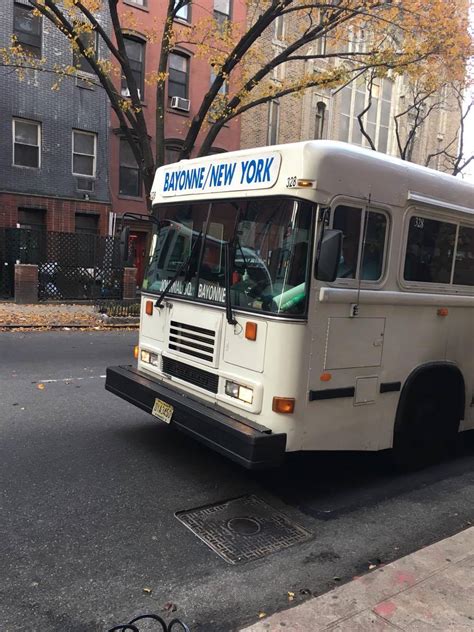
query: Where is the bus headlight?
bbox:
[140,349,159,367]
[225,380,254,404]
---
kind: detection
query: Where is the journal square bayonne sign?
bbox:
[156,152,282,197]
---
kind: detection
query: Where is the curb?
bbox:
[240,526,474,631]
[0,323,139,330]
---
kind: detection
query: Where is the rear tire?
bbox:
[392,382,460,470]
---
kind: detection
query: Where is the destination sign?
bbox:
[155,151,281,197]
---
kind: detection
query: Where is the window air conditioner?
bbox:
[170,96,191,112]
[76,178,95,193]
[121,87,141,99]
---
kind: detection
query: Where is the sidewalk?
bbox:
[0,302,138,329]
[241,527,474,631]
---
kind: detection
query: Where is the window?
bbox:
[72,130,96,177]
[128,0,147,5]
[73,30,98,74]
[272,49,285,83]
[346,27,366,54]
[274,15,284,41]
[214,0,231,28]
[315,33,327,56]
[119,139,141,197]
[143,197,313,317]
[18,208,46,230]
[174,0,190,21]
[122,36,145,98]
[339,78,393,152]
[168,52,189,99]
[75,213,99,235]
[13,119,41,168]
[404,216,456,284]
[13,2,42,57]
[453,226,474,286]
[314,101,326,139]
[334,205,387,281]
[165,142,183,165]
[267,100,280,145]
[210,67,228,95]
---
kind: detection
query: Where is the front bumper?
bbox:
[106,365,286,469]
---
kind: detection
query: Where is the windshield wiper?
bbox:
[154,231,202,309]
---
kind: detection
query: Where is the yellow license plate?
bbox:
[151,398,174,424]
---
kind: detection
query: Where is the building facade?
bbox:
[109,0,245,284]
[0,1,111,235]
[240,14,462,174]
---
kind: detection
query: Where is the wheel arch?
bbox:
[394,361,466,436]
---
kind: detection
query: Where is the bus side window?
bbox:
[361,212,387,280]
[334,205,361,279]
[453,226,474,286]
[404,216,456,284]
[333,205,387,281]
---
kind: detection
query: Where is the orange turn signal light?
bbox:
[272,397,295,414]
[245,321,258,341]
[320,372,332,382]
[134,345,139,359]
[145,300,154,316]
[297,179,315,188]
[437,307,449,317]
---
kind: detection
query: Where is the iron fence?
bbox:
[0,228,125,301]
[0,228,18,299]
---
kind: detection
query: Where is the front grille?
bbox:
[162,357,219,394]
[169,320,215,363]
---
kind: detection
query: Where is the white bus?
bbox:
[106,141,474,469]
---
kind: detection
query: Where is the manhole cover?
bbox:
[175,495,312,564]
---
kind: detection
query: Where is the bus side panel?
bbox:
[306,299,459,451]
[447,307,474,430]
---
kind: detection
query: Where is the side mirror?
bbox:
[119,226,130,264]
[315,229,342,282]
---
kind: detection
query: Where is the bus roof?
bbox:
[151,140,474,214]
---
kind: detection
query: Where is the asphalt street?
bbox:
[1,331,473,632]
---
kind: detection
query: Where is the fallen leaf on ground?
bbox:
[258,612,266,619]
[287,591,295,601]
[37,383,45,390]
[143,587,152,594]
[162,602,177,613]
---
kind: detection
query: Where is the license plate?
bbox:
[151,398,174,424]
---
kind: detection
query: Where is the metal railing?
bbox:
[108,613,190,631]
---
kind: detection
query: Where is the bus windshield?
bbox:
[143,197,314,316]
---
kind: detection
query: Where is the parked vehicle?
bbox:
[106,141,474,469]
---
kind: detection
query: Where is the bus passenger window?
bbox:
[334,206,361,279]
[453,226,474,286]
[361,212,387,280]
[404,216,456,284]
[333,206,387,281]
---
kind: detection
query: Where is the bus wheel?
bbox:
[392,384,460,470]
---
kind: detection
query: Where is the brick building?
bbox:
[240,14,462,173]
[0,2,111,236]
[110,0,245,284]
